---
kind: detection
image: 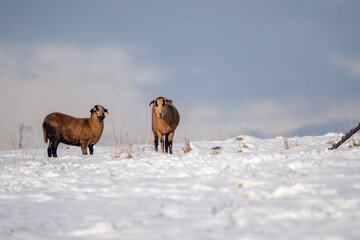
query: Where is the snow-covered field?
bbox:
[1,134,360,240]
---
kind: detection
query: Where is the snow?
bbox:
[1,134,360,239]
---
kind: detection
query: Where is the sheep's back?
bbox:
[44,113,89,140]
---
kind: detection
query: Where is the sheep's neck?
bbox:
[89,115,104,136]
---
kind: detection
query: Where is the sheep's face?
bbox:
[149,97,173,120]
[90,105,109,122]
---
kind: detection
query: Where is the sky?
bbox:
[1,0,360,150]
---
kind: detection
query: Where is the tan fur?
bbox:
[42,105,108,157]
[149,97,180,154]
[42,124,48,144]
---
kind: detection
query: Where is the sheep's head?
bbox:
[90,105,109,122]
[149,97,173,120]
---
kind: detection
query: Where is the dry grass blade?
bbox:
[182,138,192,153]
[235,136,244,141]
[282,131,291,150]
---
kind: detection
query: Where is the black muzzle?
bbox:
[98,114,105,121]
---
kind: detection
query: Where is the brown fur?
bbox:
[149,97,180,154]
[42,105,108,157]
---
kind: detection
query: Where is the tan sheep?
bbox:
[149,97,180,154]
[42,105,108,157]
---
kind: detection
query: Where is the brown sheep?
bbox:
[42,105,108,157]
[149,97,180,154]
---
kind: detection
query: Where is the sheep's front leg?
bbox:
[80,141,89,155]
[153,132,159,151]
[155,131,164,153]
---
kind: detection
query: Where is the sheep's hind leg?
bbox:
[167,131,175,154]
[88,144,94,155]
[164,133,170,154]
[160,134,165,153]
[47,142,53,157]
[51,140,60,157]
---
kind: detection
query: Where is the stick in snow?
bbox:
[329,123,360,150]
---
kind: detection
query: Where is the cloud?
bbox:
[0,44,166,150]
[332,56,360,78]
[179,98,360,140]
[0,44,164,84]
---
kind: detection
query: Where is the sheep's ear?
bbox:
[165,98,173,103]
[104,108,109,114]
[90,108,95,113]
[149,100,155,107]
